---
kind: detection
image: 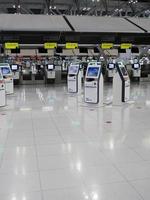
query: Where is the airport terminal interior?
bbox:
[0,0,150,199]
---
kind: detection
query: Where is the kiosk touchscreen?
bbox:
[113,61,130,105]
[0,70,6,107]
[0,64,14,94]
[11,64,20,84]
[67,63,81,93]
[132,63,141,79]
[45,64,55,83]
[11,64,18,71]
[84,62,103,104]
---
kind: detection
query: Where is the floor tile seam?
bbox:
[0,189,42,197]
[113,164,150,182]
[32,162,116,172]
[31,112,45,200]
[128,147,149,162]
[127,180,145,200]
[83,179,129,188]
[42,186,93,200]
[47,111,66,144]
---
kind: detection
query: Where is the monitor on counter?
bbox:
[48,64,54,70]
[87,67,100,77]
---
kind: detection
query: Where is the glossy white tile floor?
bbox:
[0,82,150,200]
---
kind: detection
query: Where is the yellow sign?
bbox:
[5,42,19,49]
[44,42,57,49]
[120,43,132,49]
[66,43,78,49]
[101,43,113,49]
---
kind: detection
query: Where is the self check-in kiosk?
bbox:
[0,64,14,94]
[107,63,116,79]
[113,61,130,105]
[84,62,103,104]
[132,63,141,80]
[11,64,20,84]
[67,63,81,93]
[45,64,55,83]
[0,70,6,107]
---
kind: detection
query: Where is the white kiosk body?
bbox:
[84,62,103,104]
[113,62,130,105]
[11,64,20,82]
[0,70,6,107]
[67,63,81,93]
[0,64,14,95]
[46,64,56,79]
[132,63,141,78]
[107,63,115,78]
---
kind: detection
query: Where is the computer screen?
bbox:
[133,63,140,69]
[1,67,11,75]
[87,67,100,77]
[108,63,115,69]
[69,65,79,74]
[48,65,54,70]
[120,66,128,76]
[11,64,18,70]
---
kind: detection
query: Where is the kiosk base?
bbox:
[5,82,14,94]
[0,90,6,107]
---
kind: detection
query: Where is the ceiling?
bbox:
[0,0,150,17]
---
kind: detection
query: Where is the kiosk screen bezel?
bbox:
[120,66,128,76]
[0,71,3,80]
[0,66,11,75]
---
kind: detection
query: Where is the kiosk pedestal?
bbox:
[113,62,130,106]
[68,63,81,93]
[0,64,14,95]
[0,72,6,107]
[46,64,55,83]
[11,64,20,84]
[107,63,115,80]
[84,62,103,105]
[132,63,141,81]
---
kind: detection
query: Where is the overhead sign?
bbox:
[66,43,78,49]
[101,43,113,49]
[120,43,132,49]
[5,42,19,49]
[44,42,57,49]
